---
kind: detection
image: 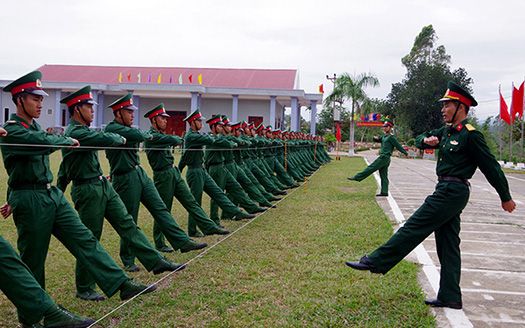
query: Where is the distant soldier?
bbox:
[143,104,229,250]
[179,109,255,236]
[347,119,408,196]
[57,89,184,301]
[1,71,156,305]
[105,94,207,272]
[346,82,516,309]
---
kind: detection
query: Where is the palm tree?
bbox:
[325,72,379,155]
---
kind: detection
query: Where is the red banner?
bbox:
[335,122,341,142]
[511,82,524,120]
[500,88,511,125]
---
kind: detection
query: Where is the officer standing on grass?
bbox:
[143,104,229,250]
[345,81,516,309]
[57,89,185,301]
[347,119,408,196]
[105,94,207,272]
[1,71,155,305]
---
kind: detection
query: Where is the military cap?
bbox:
[272,129,281,134]
[266,125,273,132]
[144,103,170,119]
[255,124,266,133]
[382,119,394,127]
[4,71,48,97]
[108,93,138,111]
[231,121,242,130]
[248,122,255,129]
[206,114,224,126]
[439,81,477,107]
[183,109,205,122]
[60,86,97,108]
[222,115,230,125]
[241,121,248,129]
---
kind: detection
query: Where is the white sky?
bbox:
[1,0,524,120]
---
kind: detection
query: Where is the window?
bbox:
[47,109,52,115]
[247,116,263,127]
[4,108,9,123]
[61,108,67,126]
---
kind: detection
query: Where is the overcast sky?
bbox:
[1,0,524,120]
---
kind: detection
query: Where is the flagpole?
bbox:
[510,83,513,162]
[522,77,524,161]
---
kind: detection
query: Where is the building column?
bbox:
[132,95,140,127]
[232,95,239,122]
[190,92,199,112]
[290,97,299,131]
[54,91,62,127]
[269,96,276,127]
[0,90,3,124]
[310,100,317,135]
[95,91,105,127]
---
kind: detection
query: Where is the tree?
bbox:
[387,25,473,137]
[325,72,379,154]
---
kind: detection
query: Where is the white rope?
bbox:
[87,165,323,327]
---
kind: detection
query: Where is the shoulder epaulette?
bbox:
[465,124,476,131]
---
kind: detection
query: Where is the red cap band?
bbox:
[66,93,93,107]
[111,99,132,111]
[10,81,41,95]
[147,108,165,119]
[444,90,472,107]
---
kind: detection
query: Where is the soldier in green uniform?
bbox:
[205,115,265,221]
[179,110,255,236]
[105,94,207,272]
[1,71,156,305]
[143,104,229,249]
[348,119,408,196]
[57,89,185,301]
[0,233,95,328]
[345,82,516,309]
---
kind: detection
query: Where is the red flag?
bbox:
[127,73,131,82]
[511,81,524,119]
[500,88,511,125]
[335,122,341,142]
[318,84,324,94]
[189,74,193,83]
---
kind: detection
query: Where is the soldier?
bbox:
[1,71,156,304]
[346,82,517,309]
[143,104,229,250]
[105,94,207,272]
[57,89,185,301]
[0,233,95,328]
[179,109,255,236]
[347,119,408,196]
[205,115,265,221]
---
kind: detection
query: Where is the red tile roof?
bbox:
[38,65,297,90]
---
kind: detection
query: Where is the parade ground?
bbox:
[358,150,525,328]
[0,153,434,327]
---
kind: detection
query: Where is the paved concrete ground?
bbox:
[355,150,525,328]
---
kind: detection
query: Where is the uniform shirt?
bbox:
[223,135,238,163]
[204,133,235,166]
[144,128,182,171]
[57,120,125,189]
[416,119,511,202]
[104,121,152,175]
[376,134,408,157]
[1,114,74,187]
[179,129,214,169]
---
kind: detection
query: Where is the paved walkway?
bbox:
[355,150,525,328]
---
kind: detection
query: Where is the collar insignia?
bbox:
[450,140,459,146]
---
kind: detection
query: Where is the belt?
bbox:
[438,176,470,186]
[73,176,104,186]
[10,183,52,190]
[112,165,140,177]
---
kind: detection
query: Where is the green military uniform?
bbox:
[350,82,512,306]
[179,110,251,235]
[143,105,227,247]
[105,94,204,269]
[350,120,408,195]
[57,89,181,299]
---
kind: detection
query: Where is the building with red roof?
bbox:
[1,65,322,135]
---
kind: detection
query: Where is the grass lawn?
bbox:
[0,153,434,327]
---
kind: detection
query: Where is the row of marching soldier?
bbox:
[0,70,330,327]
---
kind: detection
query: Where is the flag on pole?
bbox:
[512,81,524,119]
[148,74,152,83]
[127,73,131,82]
[137,73,141,83]
[335,122,341,142]
[118,72,123,83]
[178,73,183,84]
[500,86,511,125]
[157,73,162,84]
[318,84,324,94]
[198,73,203,85]
[189,74,193,83]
